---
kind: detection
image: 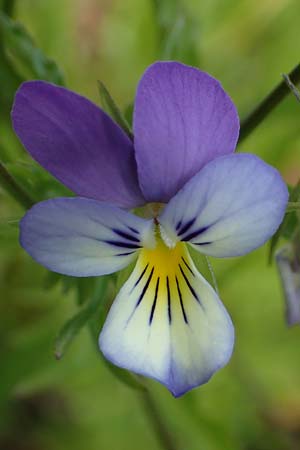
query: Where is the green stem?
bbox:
[139,387,179,450]
[239,63,300,143]
[0,161,34,208]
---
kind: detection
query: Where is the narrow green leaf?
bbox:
[0,12,65,84]
[269,184,300,263]
[0,45,22,112]
[0,159,34,208]
[152,0,199,66]
[5,160,72,200]
[97,80,133,139]
[124,102,134,128]
[43,271,64,290]
[55,277,109,359]
[55,307,93,360]
[56,270,145,391]
[161,14,198,65]
[76,277,97,306]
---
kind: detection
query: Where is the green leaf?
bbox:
[5,160,72,200]
[124,102,134,128]
[55,277,109,359]
[97,80,133,139]
[0,45,22,112]
[43,271,76,294]
[0,12,65,84]
[76,277,97,306]
[0,159,34,208]
[43,271,63,290]
[152,0,199,65]
[269,184,300,263]
[55,305,94,360]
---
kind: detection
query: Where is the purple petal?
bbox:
[20,197,155,276]
[133,61,239,202]
[12,81,144,208]
[159,154,288,257]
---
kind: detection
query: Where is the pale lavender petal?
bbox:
[12,81,144,208]
[20,197,155,276]
[159,154,288,257]
[133,61,239,202]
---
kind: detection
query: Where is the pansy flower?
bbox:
[12,62,288,397]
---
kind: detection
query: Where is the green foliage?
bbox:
[0,10,67,209]
[0,161,34,208]
[0,12,65,85]
[269,184,300,262]
[54,274,146,392]
[1,1,300,449]
[55,277,109,360]
[98,80,133,139]
[152,0,199,65]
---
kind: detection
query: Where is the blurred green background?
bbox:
[1,0,300,449]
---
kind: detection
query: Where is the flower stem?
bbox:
[139,387,179,450]
[0,160,34,208]
[238,63,300,143]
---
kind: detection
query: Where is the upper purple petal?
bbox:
[12,81,145,208]
[133,61,240,203]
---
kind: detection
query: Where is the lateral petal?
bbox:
[159,154,288,257]
[20,197,155,276]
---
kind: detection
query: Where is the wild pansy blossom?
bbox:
[12,62,288,397]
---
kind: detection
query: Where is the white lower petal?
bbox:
[99,241,234,396]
